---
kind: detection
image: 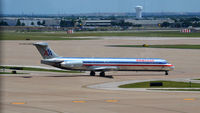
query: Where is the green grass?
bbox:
[0,66,82,73]
[194,79,200,80]
[1,31,200,40]
[119,81,200,88]
[0,31,96,40]
[109,44,200,49]
[149,89,200,91]
[73,31,200,37]
[0,72,28,74]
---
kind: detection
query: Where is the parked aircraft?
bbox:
[34,42,174,76]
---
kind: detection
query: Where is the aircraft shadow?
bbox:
[46,75,114,78]
[20,74,163,79]
[114,74,166,76]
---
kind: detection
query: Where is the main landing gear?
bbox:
[90,71,105,77]
[100,71,105,77]
[90,71,95,76]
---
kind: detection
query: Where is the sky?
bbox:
[1,0,200,14]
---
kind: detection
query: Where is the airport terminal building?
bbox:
[125,19,175,27]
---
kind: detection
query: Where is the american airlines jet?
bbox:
[34,42,174,76]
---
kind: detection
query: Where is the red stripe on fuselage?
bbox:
[83,64,173,67]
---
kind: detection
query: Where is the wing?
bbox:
[88,66,118,71]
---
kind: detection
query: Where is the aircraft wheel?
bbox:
[165,71,169,75]
[90,71,95,76]
[100,71,105,77]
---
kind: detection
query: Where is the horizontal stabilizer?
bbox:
[33,42,48,47]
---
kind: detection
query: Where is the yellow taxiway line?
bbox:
[72,100,86,103]
[184,98,195,101]
[11,102,25,105]
[106,100,118,103]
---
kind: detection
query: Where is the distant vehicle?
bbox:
[33,42,174,76]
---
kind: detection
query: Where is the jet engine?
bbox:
[60,61,83,68]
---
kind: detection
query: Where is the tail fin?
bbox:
[33,42,58,59]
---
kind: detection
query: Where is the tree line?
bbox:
[161,17,200,28]
[0,19,45,26]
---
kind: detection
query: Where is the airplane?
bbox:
[33,42,174,76]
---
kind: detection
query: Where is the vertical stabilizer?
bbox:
[33,42,58,59]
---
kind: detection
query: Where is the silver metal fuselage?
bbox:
[33,42,174,75]
[42,57,174,72]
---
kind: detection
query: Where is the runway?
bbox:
[1,37,200,113]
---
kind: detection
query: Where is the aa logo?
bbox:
[44,48,53,56]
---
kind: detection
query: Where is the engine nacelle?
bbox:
[60,61,83,68]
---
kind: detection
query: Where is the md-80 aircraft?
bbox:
[34,42,174,76]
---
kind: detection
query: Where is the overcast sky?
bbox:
[1,0,200,14]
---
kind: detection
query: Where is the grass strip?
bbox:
[119,81,200,88]
[1,31,200,40]
[109,44,200,49]
[149,89,200,91]
[0,32,96,40]
[0,72,28,74]
[194,79,200,80]
[0,66,82,73]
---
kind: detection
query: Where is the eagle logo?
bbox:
[44,48,53,56]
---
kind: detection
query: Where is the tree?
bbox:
[16,19,21,26]
[110,16,116,20]
[0,21,8,26]
[21,23,25,26]
[42,20,45,25]
[161,22,170,27]
[31,22,34,25]
[192,22,200,27]
[187,17,200,22]
[182,21,192,27]
[72,19,76,27]
[37,21,41,25]
[60,20,75,27]
[60,20,65,27]
[174,23,181,28]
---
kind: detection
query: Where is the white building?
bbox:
[83,20,112,26]
[125,19,175,27]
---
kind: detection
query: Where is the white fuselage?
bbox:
[42,57,174,72]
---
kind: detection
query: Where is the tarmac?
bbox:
[1,36,200,113]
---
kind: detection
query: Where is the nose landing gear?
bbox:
[165,71,169,75]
